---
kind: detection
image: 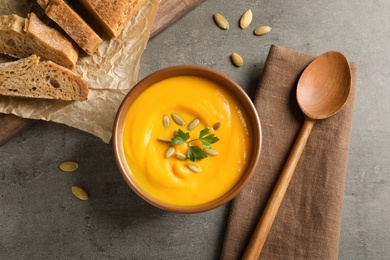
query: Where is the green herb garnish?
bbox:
[171,129,190,145]
[171,128,220,162]
[187,146,208,162]
[197,128,219,147]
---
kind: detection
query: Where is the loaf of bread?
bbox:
[0,13,79,70]
[76,0,149,38]
[0,55,88,101]
[38,0,103,55]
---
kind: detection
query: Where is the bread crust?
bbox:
[44,0,103,55]
[77,0,149,38]
[0,13,79,70]
[37,0,50,9]
[0,55,88,101]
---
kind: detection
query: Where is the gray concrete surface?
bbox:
[1,0,389,259]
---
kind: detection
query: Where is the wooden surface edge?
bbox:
[0,114,35,146]
[150,0,208,39]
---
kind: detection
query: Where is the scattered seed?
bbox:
[59,161,78,172]
[162,115,170,127]
[165,146,175,158]
[254,25,272,36]
[231,53,243,67]
[240,9,252,29]
[171,113,185,126]
[175,152,187,161]
[71,186,88,201]
[187,118,200,130]
[203,148,218,156]
[157,138,172,143]
[213,121,222,130]
[187,163,201,173]
[213,13,229,30]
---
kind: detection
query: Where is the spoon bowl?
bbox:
[242,51,351,259]
[297,51,351,119]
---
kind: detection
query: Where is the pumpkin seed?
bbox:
[203,148,218,156]
[187,118,200,130]
[59,161,78,172]
[157,138,172,143]
[175,152,187,161]
[254,25,272,36]
[187,163,201,173]
[213,13,229,30]
[162,115,170,127]
[231,53,243,67]
[165,146,175,158]
[213,121,222,130]
[240,9,252,29]
[171,113,185,126]
[71,186,88,201]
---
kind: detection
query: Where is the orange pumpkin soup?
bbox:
[122,75,251,206]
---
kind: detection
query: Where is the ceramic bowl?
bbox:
[113,65,262,213]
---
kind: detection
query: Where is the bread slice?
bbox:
[76,0,149,38]
[38,0,103,55]
[0,13,79,70]
[37,0,50,8]
[0,55,88,101]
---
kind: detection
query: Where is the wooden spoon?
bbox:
[242,51,352,260]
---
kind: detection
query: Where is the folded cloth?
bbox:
[220,45,357,259]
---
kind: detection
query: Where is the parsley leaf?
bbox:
[199,128,210,138]
[187,146,208,162]
[171,129,190,144]
[162,126,220,163]
[198,128,220,147]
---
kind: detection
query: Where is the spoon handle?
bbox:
[242,118,316,260]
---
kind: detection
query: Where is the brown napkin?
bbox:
[221,45,357,259]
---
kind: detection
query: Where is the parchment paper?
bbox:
[0,0,160,143]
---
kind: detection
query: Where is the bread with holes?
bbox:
[0,55,88,101]
[0,13,79,70]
